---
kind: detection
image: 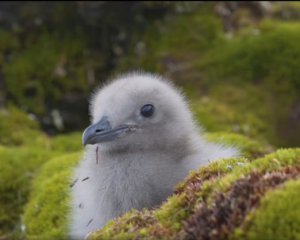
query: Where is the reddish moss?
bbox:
[181,166,300,240]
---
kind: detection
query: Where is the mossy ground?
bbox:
[0,146,50,236]
[23,152,82,240]
[90,148,300,240]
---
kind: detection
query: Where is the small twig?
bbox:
[87,218,93,227]
[70,178,78,188]
[96,146,99,164]
[81,177,89,182]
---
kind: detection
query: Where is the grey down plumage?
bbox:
[69,72,239,239]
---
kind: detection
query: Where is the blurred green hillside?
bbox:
[0,2,298,146]
[0,1,300,239]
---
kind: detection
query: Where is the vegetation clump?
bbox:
[23,152,82,240]
[89,149,300,240]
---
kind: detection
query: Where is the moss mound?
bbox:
[0,115,82,238]
[23,152,82,239]
[232,178,300,240]
[0,146,51,236]
[89,148,300,239]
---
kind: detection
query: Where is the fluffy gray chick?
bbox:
[69,72,239,239]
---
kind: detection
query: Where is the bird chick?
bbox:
[69,72,239,239]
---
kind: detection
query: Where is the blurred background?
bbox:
[1,1,300,238]
[0,1,299,147]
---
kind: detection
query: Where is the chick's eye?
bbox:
[141,104,154,118]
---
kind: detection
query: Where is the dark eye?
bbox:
[140,104,154,118]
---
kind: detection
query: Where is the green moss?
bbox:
[204,148,300,204]
[94,209,157,240]
[200,19,300,146]
[200,21,300,91]
[205,132,272,158]
[194,21,300,146]
[23,152,81,239]
[49,132,82,153]
[191,84,275,144]
[3,33,89,115]
[31,152,82,191]
[24,171,72,240]
[0,146,52,236]
[0,106,49,147]
[0,113,82,237]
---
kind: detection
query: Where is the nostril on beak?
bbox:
[96,128,105,133]
[92,116,111,135]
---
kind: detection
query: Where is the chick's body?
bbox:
[69,73,238,239]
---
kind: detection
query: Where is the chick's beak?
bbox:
[82,116,132,145]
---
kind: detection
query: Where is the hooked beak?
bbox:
[82,116,134,146]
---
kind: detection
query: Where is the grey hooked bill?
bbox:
[82,116,129,145]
